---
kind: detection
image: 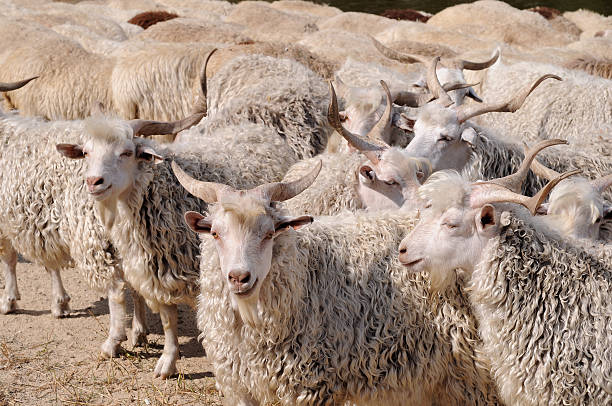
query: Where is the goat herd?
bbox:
[0,0,610,405]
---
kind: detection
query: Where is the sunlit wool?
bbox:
[416,172,612,405]
[197,203,500,405]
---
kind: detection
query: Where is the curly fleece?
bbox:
[204,54,332,160]
[106,122,299,311]
[197,210,500,405]
[468,213,612,405]
[465,132,612,240]
[280,151,365,216]
[0,113,120,291]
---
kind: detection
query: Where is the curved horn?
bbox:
[427,57,453,106]
[523,142,561,181]
[590,174,612,194]
[254,160,322,202]
[327,81,385,164]
[129,112,205,139]
[193,48,217,115]
[457,48,500,70]
[456,74,561,123]
[393,90,434,107]
[333,74,351,98]
[366,80,393,142]
[471,169,582,215]
[171,161,233,203]
[442,82,480,92]
[0,76,38,92]
[370,36,428,64]
[485,139,568,193]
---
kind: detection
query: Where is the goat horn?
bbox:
[471,169,582,215]
[0,76,38,92]
[327,81,385,164]
[192,48,217,115]
[427,56,453,107]
[442,82,480,92]
[457,48,500,70]
[456,74,561,123]
[129,112,205,139]
[254,160,322,202]
[484,139,568,193]
[171,161,233,203]
[371,36,428,64]
[522,142,561,181]
[590,174,612,194]
[393,90,434,107]
[367,80,393,143]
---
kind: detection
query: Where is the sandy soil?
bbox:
[0,261,222,406]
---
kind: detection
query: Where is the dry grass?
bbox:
[0,263,222,406]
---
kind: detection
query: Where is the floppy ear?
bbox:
[416,169,426,183]
[475,204,497,234]
[184,211,212,233]
[604,203,612,219]
[274,215,313,235]
[466,87,483,103]
[460,127,478,146]
[136,145,164,164]
[535,202,549,215]
[56,144,85,159]
[392,112,415,132]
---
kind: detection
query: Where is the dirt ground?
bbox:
[0,261,223,406]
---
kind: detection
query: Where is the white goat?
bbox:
[172,162,500,405]
[398,167,611,405]
[527,150,612,241]
[1,79,200,358]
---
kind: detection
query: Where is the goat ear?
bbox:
[535,203,549,215]
[476,204,497,234]
[274,215,313,235]
[460,127,478,146]
[184,211,211,233]
[466,87,483,103]
[604,204,612,219]
[392,112,415,132]
[136,145,163,164]
[56,144,85,159]
[416,169,426,183]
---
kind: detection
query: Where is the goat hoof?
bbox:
[131,329,148,348]
[51,295,71,318]
[154,353,178,379]
[0,296,17,314]
[100,338,123,359]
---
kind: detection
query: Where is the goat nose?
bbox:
[398,244,408,262]
[86,176,104,187]
[228,270,251,286]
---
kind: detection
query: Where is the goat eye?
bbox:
[264,231,274,240]
[211,231,220,240]
[120,151,133,158]
[83,151,89,157]
[443,222,458,229]
[385,180,398,186]
[438,135,452,142]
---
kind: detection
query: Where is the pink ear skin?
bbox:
[535,203,549,216]
[184,211,212,233]
[460,127,478,146]
[274,216,314,235]
[476,204,496,234]
[136,146,164,164]
[56,144,85,159]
